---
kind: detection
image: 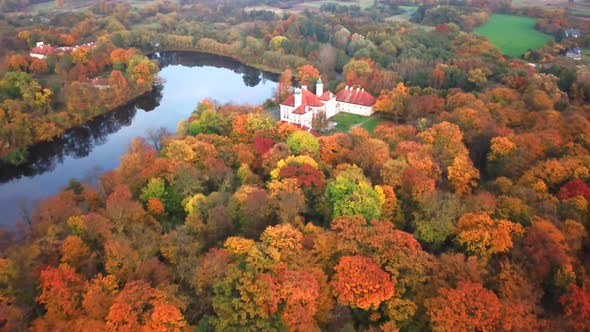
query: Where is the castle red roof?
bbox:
[31,44,55,55]
[31,42,97,55]
[281,88,324,108]
[319,91,335,101]
[335,87,376,106]
[292,105,307,115]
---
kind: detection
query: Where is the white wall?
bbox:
[338,102,374,116]
[280,105,293,122]
[324,99,338,118]
[30,53,46,59]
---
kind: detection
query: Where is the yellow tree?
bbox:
[374,83,409,122]
[71,48,89,65]
[296,64,320,87]
[447,154,480,196]
[456,213,525,257]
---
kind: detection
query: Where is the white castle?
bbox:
[279,80,376,128]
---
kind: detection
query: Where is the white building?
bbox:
[279,80,376,128]
[30,42,54,59]
[29,41,97,59]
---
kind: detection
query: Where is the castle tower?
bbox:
[294,88,302,108]
[316,79,323,97]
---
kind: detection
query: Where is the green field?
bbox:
[326,113,387,134]
[303,0,373,10]
[570,8,590,17]
[360,116,388,133]
[475,14,552,58]
[327,113,367,133]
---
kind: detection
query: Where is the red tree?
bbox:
[331,255,395,310]
[557,178,590,200]
[426,282,503,332]
[560,285,590,332]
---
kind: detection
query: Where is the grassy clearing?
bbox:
[326,113,388,134]
[386,6,433,30]
[570,8,590,17]
[131,22,163,31]
[475,14,552,58]
[386,5,417,22]
[582,49,590,63]
[327,113,367,133]
[360,116,388,133]
[302,0,373,10]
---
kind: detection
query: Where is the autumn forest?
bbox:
[1,0,590,331]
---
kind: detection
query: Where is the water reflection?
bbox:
[0,52,276,225]
[0,86,163,182]
[155,52,278,87]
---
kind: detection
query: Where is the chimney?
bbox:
[356,87,360,92]
[301,85,308,90]
[316,78,323,97]
[345,86,349,90]
[294,88,302,108]
[36,41,44,47]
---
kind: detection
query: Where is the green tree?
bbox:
[286,131,319,155]
[188,109,231,136]
[326,169,381,221]
[140,177,167,204]
[413,193,464,251]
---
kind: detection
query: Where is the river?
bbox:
[0,52,278,226]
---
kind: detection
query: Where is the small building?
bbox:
[566,47,582,61]
[565,28,581,39]
[30,42,55,59]
[279,79,376,128]
[87,78,110,90]
[30,41,97,59]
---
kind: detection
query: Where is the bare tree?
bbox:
[146,127,170,152]
[318,43,337,75]
[16,198,33,235]
[312,110,329,131]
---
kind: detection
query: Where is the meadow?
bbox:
[327,113,387,133]
[301,0,374,10]
[475,14,552,58]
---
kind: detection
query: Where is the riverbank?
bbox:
[1,48,284,166]
[0,81,157,166]
[0,53,277,226]
[155,47,285,75]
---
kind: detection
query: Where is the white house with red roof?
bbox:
[279,79,376,128]
[30,41,97,59]
[30,42,56,59]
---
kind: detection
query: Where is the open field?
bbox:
[244,5,289,15]
[510,0,590,20]
[299,0,374,11]
[326,113,387,134]
[327,113,367,133]
[23,0,180,15]
[360,115,388,133]
[385,6,434,31]
[386,5,417,22]
[475,14,552,58]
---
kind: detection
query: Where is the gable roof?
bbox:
[31,42,97,55]
[31,43,55,55]
[319,91,335,101]
[281,87,324,108]
[335,86,376,107]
